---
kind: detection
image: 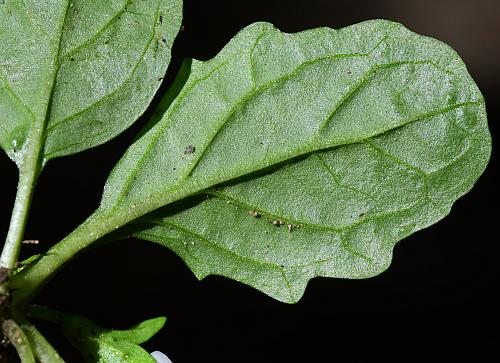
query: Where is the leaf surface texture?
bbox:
[0,0,182,165]
[28,20,489,303]
[122,20,490,302]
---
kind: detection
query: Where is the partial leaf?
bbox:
[18,318,65,363]
[134,106,489,302]
[61,315,165,363]
[0,0,182,166]
[97,19,488,223]
[106,316,166,344]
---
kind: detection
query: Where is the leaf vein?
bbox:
[59,0,134,62]
[184,52,369,179]
[313,153,377,202]
[18,0,50,39]
[107,52,243,210]
[0,68,36,124]
[317,60,455,132]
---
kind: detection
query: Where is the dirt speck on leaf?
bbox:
[184,145,196,154]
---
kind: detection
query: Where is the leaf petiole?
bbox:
[0,150,42,273]
[10,208,140,307]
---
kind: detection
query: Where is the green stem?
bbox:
[10,209,127,307]
[0,166,40,271]
[10,177,188,306]
[0,4,66,272]
[2,319,36,363]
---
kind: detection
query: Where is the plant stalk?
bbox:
[0,161,41,272]
[10,183,186,306]
[10,209,126,307]
[2,318,36,363]
[15,312,66,363]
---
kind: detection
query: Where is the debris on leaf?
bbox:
[184,145,196,155]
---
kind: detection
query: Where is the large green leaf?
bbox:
[12,19,491,305]
[134,111,489,302]
[120,20,489,302]
[0,0,182,166]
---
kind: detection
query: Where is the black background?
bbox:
[1,0,499,362]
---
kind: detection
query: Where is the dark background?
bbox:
[1,0,499,362]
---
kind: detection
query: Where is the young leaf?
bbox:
[0,0,182,166]
[61,314,165,363]
[25,306,166,362]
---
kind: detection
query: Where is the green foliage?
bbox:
[120,20,488,302]
[61,314,165,363]
[0,2,491,362]
[0,0,182,166]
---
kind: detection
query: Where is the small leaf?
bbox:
[0,0,182,166]
[13,254,40,275]
[61,315,165,363]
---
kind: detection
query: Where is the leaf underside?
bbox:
[19,18,486,304]
[0,0,182,166]
[119,20,490,303]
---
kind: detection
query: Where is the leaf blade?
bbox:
[113,20,491,302]
[11,19,491,306]
[62,314,163,363]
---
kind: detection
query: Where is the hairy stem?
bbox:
[0,156,41,272]
[10,184,185,306]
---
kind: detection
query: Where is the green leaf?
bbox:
[11,19,491,306]
[97,20,488,220]
[61,315,165,363]
[13,254,40,275]
[0,0,182,166]
[126,20,490,302]
[134,110,490,302]
[106,317,166,344]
